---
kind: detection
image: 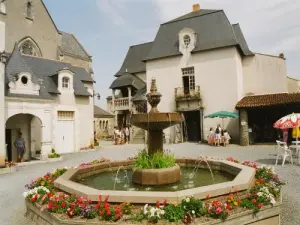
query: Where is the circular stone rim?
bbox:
[132,164,181,186]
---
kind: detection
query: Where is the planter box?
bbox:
[25,200,281,225]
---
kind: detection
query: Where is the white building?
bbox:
[108,4,300,145]
[0,0,95,165]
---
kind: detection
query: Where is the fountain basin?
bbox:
[54,158,256,204]
[130,113,182,130]
[132,165,180,185]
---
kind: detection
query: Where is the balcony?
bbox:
[175,86,201,101]
[114,97,129,111]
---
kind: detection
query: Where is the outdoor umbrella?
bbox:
[273,113,300,158]
[204,111,239,129]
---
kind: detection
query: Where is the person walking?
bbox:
[14,132,26,162]
[125,126,130,144]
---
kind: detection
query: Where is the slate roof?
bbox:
[236,93,300,109]
[144,9,253,61]
[94,105,114,118]
[5,45,93,99]
[132,86,147,101]
[115,42,153,77]
[59,31,91,61]
[109,73,146,90]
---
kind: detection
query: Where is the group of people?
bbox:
[114,126,130,145]
[207,124,231,146]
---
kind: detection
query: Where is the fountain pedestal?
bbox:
[130,78,182,186]
[148,130,163,155]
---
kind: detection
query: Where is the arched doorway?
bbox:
[6,113,42,162]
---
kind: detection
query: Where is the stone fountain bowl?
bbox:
[130,112,182,130]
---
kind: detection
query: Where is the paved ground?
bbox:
[0,142,299,225]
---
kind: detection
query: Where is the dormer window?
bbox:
[21,75,28,85]
[62,77,69,89]
[0,0,6,14]
[26,1,32,18]
[183,35,191,47]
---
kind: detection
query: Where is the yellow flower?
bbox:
[172,202,178,206]
[40,181,45,186]
[227,199,231,203]
[234,201,238,206]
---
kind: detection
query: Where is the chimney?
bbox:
[279,53,285,59]
[193,4,200,12]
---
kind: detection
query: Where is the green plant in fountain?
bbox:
[48,149,61,159]
[134,150,176,169]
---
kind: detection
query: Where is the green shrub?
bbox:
[134,150,176,169]
[163,204,185,222]
[48,149,61,159]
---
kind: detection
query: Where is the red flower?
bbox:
[252,199,257,204]
[47,201,53,210]
[163,199,167,206]
[61,202,66,208]
[106,210,111,216]
[100,210,104,215]
[156,200,160,208]
[257,203,263,209]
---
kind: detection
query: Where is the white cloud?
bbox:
[152,0,300,77]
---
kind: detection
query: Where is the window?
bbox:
[183,35,191,47]
[19,40,40,57]
[99,121,102,129]
[0,0,6,14]
[57,111,74,121]
[62,77,69,89]
[182,67,195,94]
[21,76,28,85]
[26,1,32,18]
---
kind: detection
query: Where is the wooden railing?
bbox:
[175,86,201,100]
[114,97,129,111]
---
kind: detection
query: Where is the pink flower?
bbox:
[215,207,223,215]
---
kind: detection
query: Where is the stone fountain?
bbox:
[130,78,182,155]
[130,78,183,185]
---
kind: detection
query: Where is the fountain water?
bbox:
[113,166,129,190]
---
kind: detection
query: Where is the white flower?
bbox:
[143,204,149,215]
[192,210,195,214]
[185,197,190,202]
[270,198,276,205]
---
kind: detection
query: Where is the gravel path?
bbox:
[0,142,299,225]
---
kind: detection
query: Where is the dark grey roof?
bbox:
[144,10,253,61]
[110,73,146,90]
[5,46,93,99]
[115,42,153,77]
[60,31,91,61]
[132,86,147,101]
[232,24,253,56]
[164,9,220,24]
[94,105,114,118]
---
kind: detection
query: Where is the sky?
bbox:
[44,0,300,109]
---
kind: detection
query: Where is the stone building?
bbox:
[94,105,114,139]
[108,4,300,145]
[0,0,95,165]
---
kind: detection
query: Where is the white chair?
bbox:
[269,141,286,160]
[275,141,293,166]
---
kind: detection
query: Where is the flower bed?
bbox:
[24,157,286,224]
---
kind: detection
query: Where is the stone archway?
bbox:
[6,113,42,162]
[5,101,53,160]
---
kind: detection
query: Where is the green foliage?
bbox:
[164,204,185,222]
[134,150,176,169]
[181,197,203,217]
[48,149,61,158]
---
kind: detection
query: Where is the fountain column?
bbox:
[148,130,163,155]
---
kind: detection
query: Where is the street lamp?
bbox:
[0,51,8,63]
[93,92,101,100]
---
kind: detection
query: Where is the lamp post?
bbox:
[93,92,101,100]
[0,51,7,168]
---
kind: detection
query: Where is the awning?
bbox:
[109,73,146,90]
[236,93,300,109]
